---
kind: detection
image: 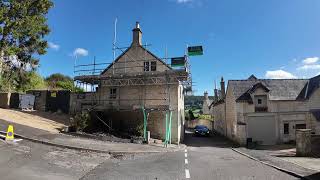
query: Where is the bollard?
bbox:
[296,129,312,157]
[147,131,151,144]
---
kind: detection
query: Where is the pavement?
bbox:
[80,131,302,180]
[233,146,320,180]
[0,119,184,154]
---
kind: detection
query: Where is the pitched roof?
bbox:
[100,45,172,75]
[209,99,225,109]
[297,75,320,100]
[228,76,309,102]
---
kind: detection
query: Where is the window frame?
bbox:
[144,61,156,72]
[144,61,150,72]
[109,88,117,99]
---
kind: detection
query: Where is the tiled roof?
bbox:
[228,76,309,101]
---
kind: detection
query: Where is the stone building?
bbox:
[202,91,212,115]
[210,75,320,145]
[72,22,188,144]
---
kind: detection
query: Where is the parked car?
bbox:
[194,125,210,136]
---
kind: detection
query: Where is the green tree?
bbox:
[45,73,72,88]
[16,71,46,92]
[45,73,83,92]
[0,0,53,91]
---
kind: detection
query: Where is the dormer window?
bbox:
[144,61,156,72]
[254,95,267,112]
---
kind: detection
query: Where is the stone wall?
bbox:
[213,102,225,135]
[296,129,312,156]
[311,135,320,155]
[225,84,236,140]
[70,83,183,144]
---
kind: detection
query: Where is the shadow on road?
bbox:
[304,172,320,180]
[183,129,238,148]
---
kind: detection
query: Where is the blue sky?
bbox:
[42,0,320,95]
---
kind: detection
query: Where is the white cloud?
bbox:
[302,57,319,65]
[297,64,320,70]
[297,57,320,71]
[265,70,297,79]
[176,0,193,3]
[73,48,88,57]
[48,42,60,50]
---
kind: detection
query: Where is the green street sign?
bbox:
[171,57,186,67]
[188,46,203,56]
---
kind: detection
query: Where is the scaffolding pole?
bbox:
[142,106,147,141]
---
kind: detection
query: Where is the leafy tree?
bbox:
[0,0,53,91]
[45,73,83,92]
[16,71,46,92]
[45,73,72,88]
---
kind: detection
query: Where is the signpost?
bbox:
[171,56,186,67]
[188,46,203,56]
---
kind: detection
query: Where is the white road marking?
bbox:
[185,149,187,152]
[185,169,190,179]
[185,159,188,164]
[185,153,187,158]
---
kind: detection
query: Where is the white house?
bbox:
[210,75,320,145]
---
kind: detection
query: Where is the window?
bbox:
[284,123,289,134]
[144,61,156,71]
[254,95,268,112]
[110,88,117,99]
[258,99,262,104]
[144,61,150,71]
[151,61,156,71]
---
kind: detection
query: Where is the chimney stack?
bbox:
[220,77,225,99]
[132,21,142,46]
[204,90,208,100]
[214,80,218,102]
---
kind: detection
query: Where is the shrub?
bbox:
[198,114,213,121]
[70,111,90,131]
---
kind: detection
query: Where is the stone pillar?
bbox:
[296,129,312,157]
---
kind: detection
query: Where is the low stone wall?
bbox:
[0,92,11,109]
[185,119,213,130]
[311,135,320,155]
[296,129,312,156]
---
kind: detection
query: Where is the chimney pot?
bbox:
[132,22,142,46]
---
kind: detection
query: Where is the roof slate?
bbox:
[229,78,309,101]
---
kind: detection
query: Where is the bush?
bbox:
[70,111,90,131]
[188,109,196,120]
[198,114,213,121]
[135,123,144,137]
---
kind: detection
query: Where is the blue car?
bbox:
[194,125,210,136]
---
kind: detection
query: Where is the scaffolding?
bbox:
[73,43,192,145]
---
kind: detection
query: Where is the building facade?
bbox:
[211,75,320,145]
[72,22,187,144]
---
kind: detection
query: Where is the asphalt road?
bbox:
[0,139,110,180]
[81,131,299,180]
